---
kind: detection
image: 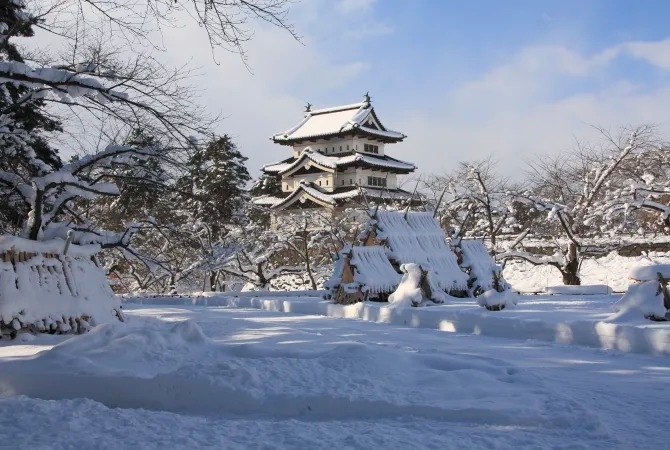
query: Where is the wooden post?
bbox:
[63,230,74,255]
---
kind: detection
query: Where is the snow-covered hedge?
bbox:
[546,285,613,295]
[0,236,123,338]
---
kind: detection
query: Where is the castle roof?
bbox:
[272,97,405,145]
[262,148,415,175]
[252,182,418,210]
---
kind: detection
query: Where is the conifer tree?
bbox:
[180,135,251,235]
[0,1,62,233]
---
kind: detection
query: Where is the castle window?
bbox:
[347,145,349,150]
[342,180,345,185]
[349,179,353,185]
[339,146,342,151]
[367,176,387,187]
[319,180,322,186]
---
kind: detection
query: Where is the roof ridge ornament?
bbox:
[363,92,371,105]
[305,102,312,113]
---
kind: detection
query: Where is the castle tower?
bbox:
[253,94,417,212]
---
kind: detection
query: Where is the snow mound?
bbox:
[37,320,209,378]
[476,289,519,311]
[610,281,668,322]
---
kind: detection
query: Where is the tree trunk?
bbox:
[209,271,218,292]
[257,263,269,290]
[304,248,317,291]
[168,274,177,293]
[26,189,43,240]
[561,242,581,285]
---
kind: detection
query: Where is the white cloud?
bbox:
[337,0,377,15]
[619,38,670,70]
[392,41,670,180]
[154,10,371,177]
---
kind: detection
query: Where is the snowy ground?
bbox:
[1,303,669,449]
[128,293,670,355]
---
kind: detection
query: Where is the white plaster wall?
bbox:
[283,172,335,192]
[291,137,391,156]
[334,167,358,188]
[354,168,398,189]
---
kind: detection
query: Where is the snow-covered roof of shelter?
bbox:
[349,245,401,294]
[272,96,406,144]
[372,210,468,291]
[459,239,505,292]
[263,148,415,175]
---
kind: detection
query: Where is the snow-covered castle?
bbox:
[254,94,417,213]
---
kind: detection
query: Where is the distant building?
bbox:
[253,94,418,214]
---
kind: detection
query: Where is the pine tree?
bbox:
[0,0,62,234]
[180,135,251,235]
[249,173,282,226]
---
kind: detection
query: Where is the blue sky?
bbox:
[157,0,670,179]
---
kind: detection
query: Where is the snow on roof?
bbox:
[251,195,284,206]
[269,181,338,210]
[331,187,416,202]
[337,153,415,172]
[273,100,405,143]
[349,245,401,294]
[459,239,504,292]
[254,184,419,210]
[373,211,468,291]
[262,156,294,173]
[264,148,415,175]
[323,248,349,291]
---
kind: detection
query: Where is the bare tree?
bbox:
[426,157,520,251]
[500,124,661,285]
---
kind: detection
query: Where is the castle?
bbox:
[253,94,418,214]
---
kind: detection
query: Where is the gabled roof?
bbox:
[270,181,339,211]
[251,183,419,211]
[262,148,416,175]
[371,210,469,292]
[348,245,402,294]
[272,97,406,145]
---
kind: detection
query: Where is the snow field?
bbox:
[127,293,670,355]
[5,305,666,449]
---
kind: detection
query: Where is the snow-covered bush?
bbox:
[611,264,670,321]
[388,263,447,308]
[611,281,668,322]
